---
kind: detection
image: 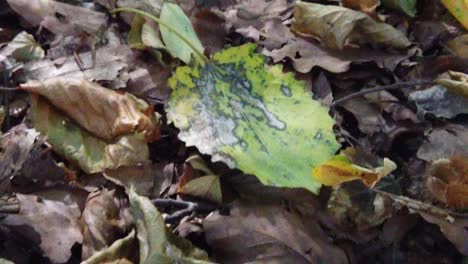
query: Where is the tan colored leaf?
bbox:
[82,229,137,264]
[21,78,159,142]
[446,34,468,58]
[435,71,468,98]
[103,162,154,195]
[292,1,411,50]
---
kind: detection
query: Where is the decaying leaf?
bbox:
[128,188,211,263]
[2,193,83,263]
[426,156,468,209]
[441,0,468,30]
[82,229,137,264]
[292,1,411,50]
[178,155,222,204]
[342,0,381,18]
[167,44,339,194]
[21,78,160,142]
[381,0,417,17]
[203,200,348,263]
[159,3,204,64]
[30,95,149,174]
[446,34,468,58]
[435,71,468,97]
[417,125,468,162]
[312,147,397,187]
[0,31,44,62]
[104,162,155,195]
[409,85,468,118]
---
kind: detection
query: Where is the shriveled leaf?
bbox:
[203,200,348,263]
[381,0,417,17]
[417,125,468,161]
[292,1,411,50]
[447,34,468,58]
[3,193,82,263]
[81,190,133,260]
[160,3,204,64]
[409,85,468,118]
[435,71,468,97]
[30,95,149,174]
[426,156,468,209]
[312,147,397,187]
[442,0,468,30]
[83,229,137,264]
[167,44,340,194]
[0,31,44,61]
[21,78,160,142]
[128,188,211,263]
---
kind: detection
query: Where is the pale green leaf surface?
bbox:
[31,96,149,174]
[128,188,211,264]
[180,175,223,204]
[159,3,204,64]
[167,44,340,194]
[1,31,44,61]
[292,1,411,50]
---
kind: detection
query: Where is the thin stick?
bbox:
[330,80,434,107]
[111,7,209,65]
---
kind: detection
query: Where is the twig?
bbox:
[152,198,219,224]
[330,80,434,107]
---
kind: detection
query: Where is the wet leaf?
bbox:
[381,0,417,17]
[409,85,468,118]
[0,31,44,62]
[441,0,468,30]
[446,34,468,58]
[30,95,149,174]
[312,147,397,187]
[128,188,211,263]
[292,1,411,50]
[82,229,137,264]
[167,44,340,194]
[21,78,160,142]
[160,3,204,64]
[203,200,348,263]
[426,156,468,209]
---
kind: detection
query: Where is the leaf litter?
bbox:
[0,0,467,263]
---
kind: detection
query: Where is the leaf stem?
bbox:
[111,7,209,64]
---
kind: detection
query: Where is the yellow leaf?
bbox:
[442,0,468,30]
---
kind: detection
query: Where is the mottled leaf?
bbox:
[160,3,204,64]
[381,0,417,17]
[0,31,44,62]
[21,78,160,142]
[312,148,397,187]
[292,1,411,49]
[167,44,340,194]
[442,0,468,30]
[30,95,149,174]
[128,188,211,264]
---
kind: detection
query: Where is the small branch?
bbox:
[330,80,434,107]
[152,198,219,223]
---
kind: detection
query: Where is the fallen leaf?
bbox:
[167,44,340,194]
[292,1,411,50]
[193,10,226,55]
[128,15,165,51]
[409,85,468,118]
[441,0,468,30]
[83,229,137,264]
[312,147,397,187]
[127,188,211,263]
[0,31,44,62]
[3,193,83,263]
[435,71,468,97]
[103,162,155,195]
[81,190,133,260]
[381,0,417,17]
[203,200,348,263]
[446,34,468,58]
[30,95,149,174]
[116,0,163,25]
[21,78,160,142]
[413,21,459,52]
[160,3,204,64]
[417,125,468,162]
[342,0,381,18]
[426,156,468,209]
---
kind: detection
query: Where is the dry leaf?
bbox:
[417,125,468,162]
[292,1,411,50]
[342,0,381,18]
[21,78,160,142]
[446,34,468,58]
[435,71,468,97]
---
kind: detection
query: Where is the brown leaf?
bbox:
[194,10,226,55]
[342,0,381,18]
[81,190,133,261]
[3,193,83,263]
[103,162,155,195]
[21,78,160,142]
[204,200,348,264]
[446,34,468,58]
[417,125,468,162]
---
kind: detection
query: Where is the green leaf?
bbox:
[128,188,211,264]
[2,31,44,61]
[167,44,340,194]
[31,95,149,174]
[292,1,411,50]
[381,0,417,17]
[160,3,204,64]
[128,15,166,51]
